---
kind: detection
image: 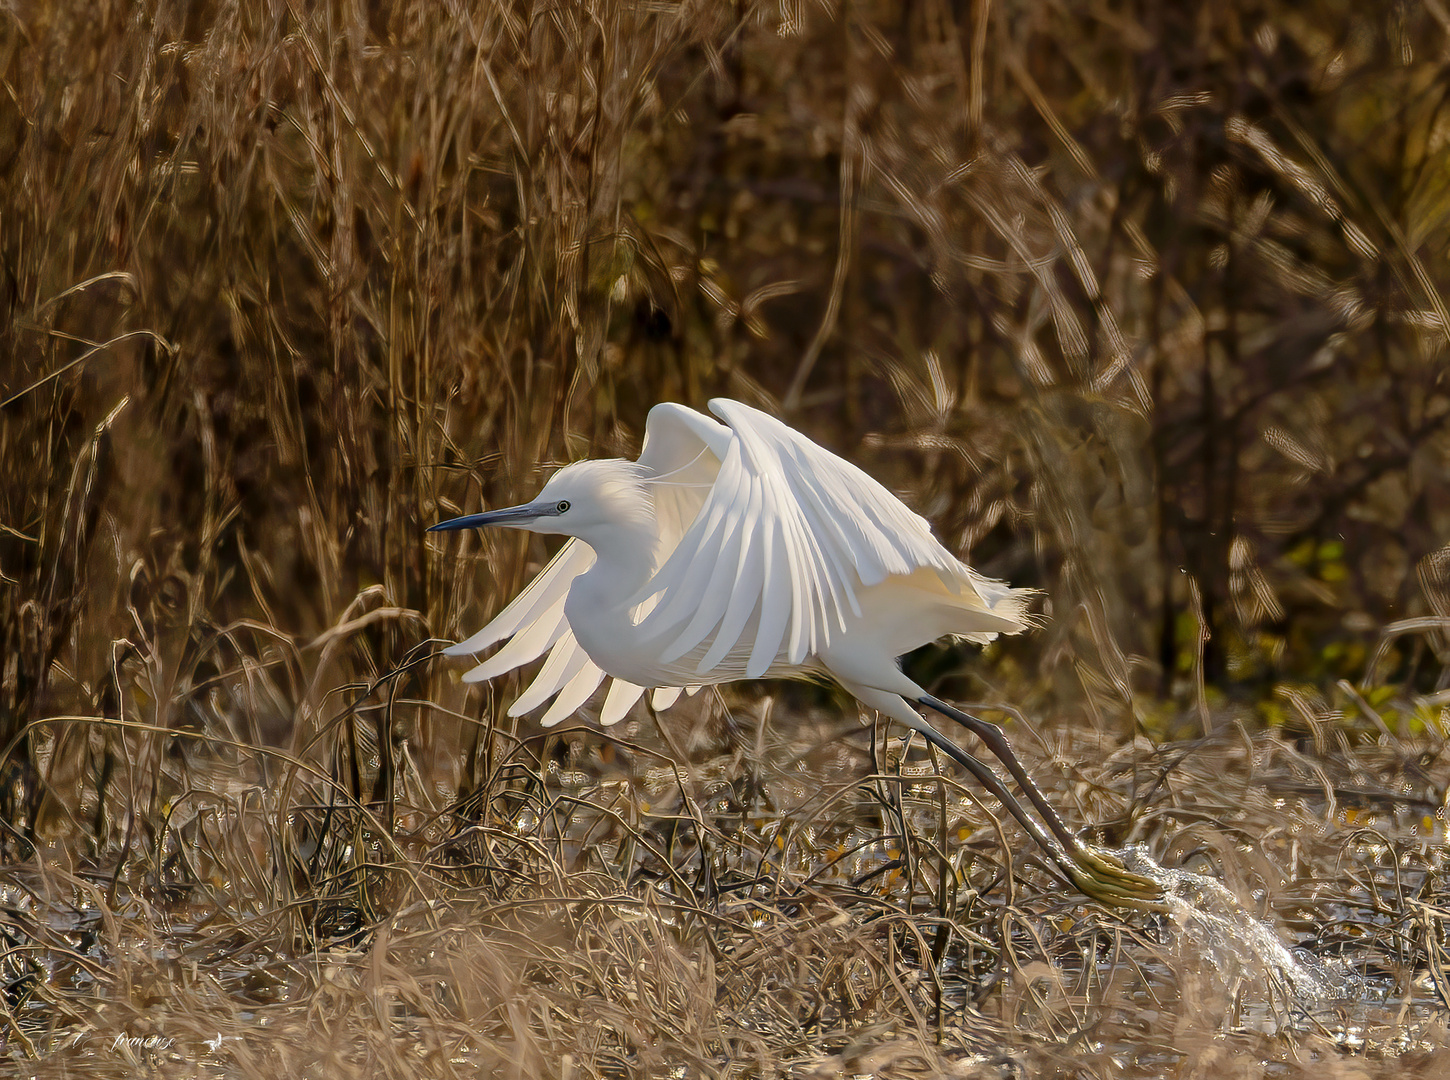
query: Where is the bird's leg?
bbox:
[917,694,1164,909]
[895,714,1077,875]
[850,682,1097,894]
[917,695,1080,852]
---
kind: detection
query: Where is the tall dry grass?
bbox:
[2,0,1449,1075]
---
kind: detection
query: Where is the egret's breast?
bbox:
[563,577,673,686]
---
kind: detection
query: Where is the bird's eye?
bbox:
[556,500,570,513]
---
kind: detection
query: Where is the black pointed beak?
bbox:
[428,502,547,532]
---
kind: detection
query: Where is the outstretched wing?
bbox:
[444,402,731,726]
[444,539,592,674]
[633,397,968,679]
[634,401,734,550]
[443,538,619,725]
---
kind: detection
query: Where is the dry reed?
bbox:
[3,0,1449,1076]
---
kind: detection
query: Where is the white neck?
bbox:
[569,519,660,614]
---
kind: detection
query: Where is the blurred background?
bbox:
[5,0,1448,816]
[4,2,1450,1073]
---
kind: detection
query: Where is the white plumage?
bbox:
[430,397,1162,909]
[434,398,1030,729]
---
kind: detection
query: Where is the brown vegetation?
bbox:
[2,0,1448,1075]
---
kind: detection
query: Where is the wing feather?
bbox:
[696,474,766,673]
[796,470,870,605]
[539,659,607,727]
[509,631,592,716]
[461,604,568,684]
[657,497,748,663]
[791,482,860,623]
[445,540,594,657]
[789,481,847,639]
[657,397,980,678]
[640,483,735,644]
[599,679,646,726]
[748,476,792,678]
[776,468,819,662]
[622,403,733,643]
[651,686,683,710]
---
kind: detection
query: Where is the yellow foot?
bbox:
[1065,844,1167,911]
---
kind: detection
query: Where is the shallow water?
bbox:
[1126,847,1353,1005]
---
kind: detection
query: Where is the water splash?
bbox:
[1118,846,1361,1010]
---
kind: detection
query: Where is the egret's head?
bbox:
[430,459,654,540]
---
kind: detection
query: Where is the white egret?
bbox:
[431,398,1161,908]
